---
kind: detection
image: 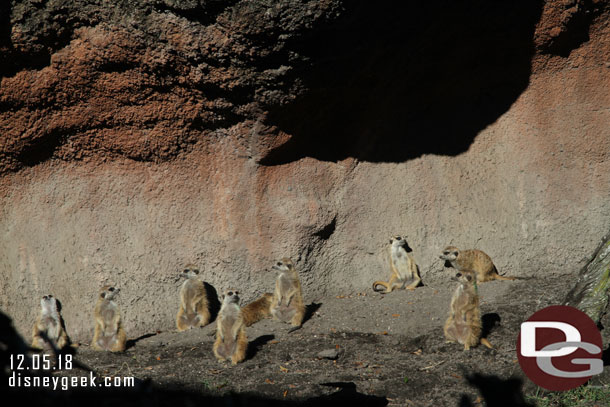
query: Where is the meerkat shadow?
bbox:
[481,313,501,339]
[246,334,275,360]
[125,333,158,350]
[459,372,533,407]
[203,282,222,322]
[302,302,323,325]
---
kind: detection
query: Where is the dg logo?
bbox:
[517,305,603,391]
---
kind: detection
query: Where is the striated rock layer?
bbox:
[0,0,609,340]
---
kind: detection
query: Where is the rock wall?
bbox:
[0,0,609,341]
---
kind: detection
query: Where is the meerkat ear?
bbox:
[101,292,106,299]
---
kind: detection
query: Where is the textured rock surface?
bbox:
[0,0,609,341]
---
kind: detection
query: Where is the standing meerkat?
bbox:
[176,264,211,331]
[270,258,305,333]
[373,235,421,293]
[32,295,70,352]
[213,290,248,365]
[444,270,493,350]
[92,286,126,352]
[440,246,515,283]
[242,293,273,327]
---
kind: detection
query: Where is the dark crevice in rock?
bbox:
[16,131,68,168]
[314,216,336,241]
[260,0,545,165]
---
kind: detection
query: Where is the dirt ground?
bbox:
[23,271,605,407]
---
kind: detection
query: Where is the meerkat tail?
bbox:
[372,281,390,293]
[495,275,517,281]
[480,338,493,349]
[287,325,302,334]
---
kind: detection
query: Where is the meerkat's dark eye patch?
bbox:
[228,291,233,296]
[183,269,189,273]
[193,269,199,274]
[109,287,115,292]
[466,275,472,281]
[456,273,462,277]
[443,251,449,255]
[277,262,282,266]
[453,251,459,256]
[396,236,402,240]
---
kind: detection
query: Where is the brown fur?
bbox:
[92,286,127,352]
[176,264,211,331]
[443,271,493,350]
[440,246,515,283]
[213,290,247,365]
[242,293,273,327]
[373,235,421,293]
[31,295,69,352]
[270,258,305,330]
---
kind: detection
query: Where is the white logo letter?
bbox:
[521,322,580,357]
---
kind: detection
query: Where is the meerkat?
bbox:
[373,235,421,293]
[270,258,306,333]
[242,293,273,327]
[176,264,211,331]
[31,295,70,352]
[92,286,126,352]
[213,289,248,365]
[444,270,493,350]
[440,246,516,283]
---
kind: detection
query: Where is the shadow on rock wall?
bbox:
[261,0,544,165]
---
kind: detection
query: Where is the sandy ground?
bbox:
[13,271,604,407]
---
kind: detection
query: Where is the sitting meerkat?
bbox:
[213,290,247,365]
[92,286,127,352]
[444,270,492,351]
[270,258,305,333]
[373,235,421,293]
[32,295,70,352]
[176,264,211,331]
[242,293,273,327]
[440,246,516,283]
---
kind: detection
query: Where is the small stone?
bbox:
[317,349,342,360]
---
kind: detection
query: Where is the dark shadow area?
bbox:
[313,217,336,241]
[481,313,501,340]
[460,372,533,407]
[125,333,158,350]
[261,0,543,165]
[602,343,610,366]
[203,282,222,322]
[302,302,322,325]
[246,334,275,360]
[1,385,388,407]
[308,382,388,407]
[0,309,389,407]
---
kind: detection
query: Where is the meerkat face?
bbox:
[440,246,460,261]
[390,236,407,247]
[453,271,475,285]
[100,286,119,300]
[40,295,57,312]
[222,290,240,305]
[181,265,200,279]
[272,258,294,272]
